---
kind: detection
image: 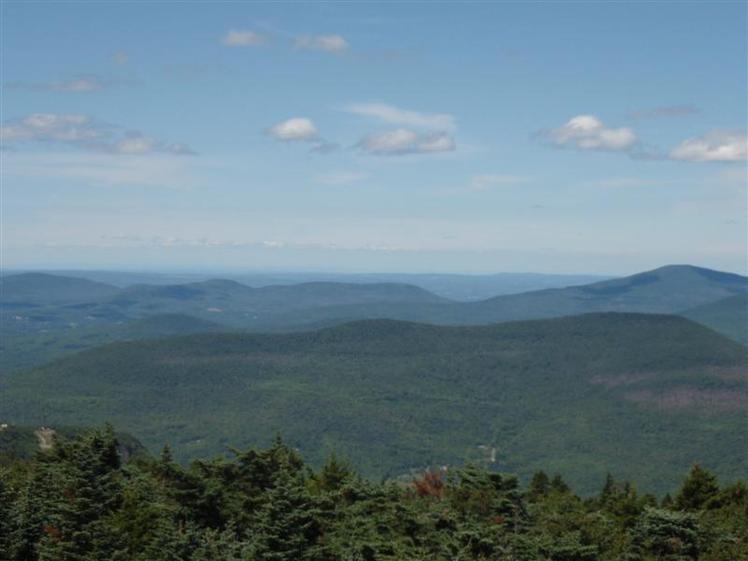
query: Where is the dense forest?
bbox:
[4,313,746,495]
[0,426,745,561]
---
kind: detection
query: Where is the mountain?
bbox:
[0,272,120,306]
[231,265,748,330]
[10,269,614,300]
[0,314,228,374]
[3,312,746,494]
[464,264,748,322]
[680,293,748,344]
[2,265,745,374]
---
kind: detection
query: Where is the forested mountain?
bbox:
[0,272,120,305]
[680,293,748,345]
[2,313,746,495]
[1,426,746,561]
[2,265,746,374]
[21,269,613,300]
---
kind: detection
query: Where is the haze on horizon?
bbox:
[1,2,747,276]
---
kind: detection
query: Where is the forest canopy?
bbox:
[0,427,746,561]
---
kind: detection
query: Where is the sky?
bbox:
[1,1,746,275]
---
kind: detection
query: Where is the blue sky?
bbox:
[2,1,746,274]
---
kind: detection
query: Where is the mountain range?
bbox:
[2,264,745,373]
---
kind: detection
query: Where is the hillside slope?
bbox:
[680,293,748,345]
[2,313,746,494]
[0,272,120,305]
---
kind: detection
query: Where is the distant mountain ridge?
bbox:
[0,272,120,305]
[1,264,746,373]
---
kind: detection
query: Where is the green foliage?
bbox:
[3,314,747,495]
[675,465,721,511]
[3,428,744,560]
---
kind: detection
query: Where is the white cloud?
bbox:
[0,113,195,156]
[222,29,266,46]
[266,117,318,141]
[316,171,367,186]
[669,130,747,162]
[345,102,456,130]
[295,34,349,54]
[357,129,455,155]
[545,115,637,151]
[1,113,104,143]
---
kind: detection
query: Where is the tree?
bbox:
[629,507,700,561]
[675,465,720,511]
[250,471,323,561]
[528,471,550,500]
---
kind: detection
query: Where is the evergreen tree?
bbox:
[629,507,700,561]
[528,470,550,500]
[675,465,720,511]
[250,471,323,561]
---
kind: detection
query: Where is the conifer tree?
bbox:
[250,471,322,561]
[675,465,720,511]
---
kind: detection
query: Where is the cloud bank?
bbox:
[357,129,455,155]
[0,113,195,155]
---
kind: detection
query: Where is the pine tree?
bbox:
[675,465,720,511]
[629,507,700,561]
[250,471,322,561]
[528,470,550,500]
[36,427,124,561]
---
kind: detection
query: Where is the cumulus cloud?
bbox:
[295,34,349,54]
[669,130,747,162]
[222,29,266,46]
[544,115,637,152]
[266,117,318,141]
[357,129,455,155]
[345,102,456,130]
[7,74,110,93]
[627,105,700,120]
[266,117,337,153]
[0,113,195,156]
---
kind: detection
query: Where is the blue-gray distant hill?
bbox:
[2,264,746,373]
[0,272,119,306]
[254,265,748,330]
[680,293,748,345]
